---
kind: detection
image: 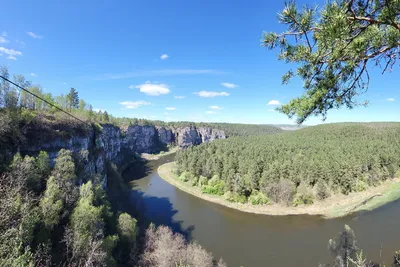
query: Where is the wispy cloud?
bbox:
[267,100,281,105]
[194,91,229,97]
[30,72,37,77]
[386,98,395,102]
[27,31,43,39]
[2,31,7,37]
[0,47,22,60]
[130,82,170,96]
[119,101,151,109]
[160,54,169,60]
[210,105,223,110]
[268,109,276,112]
[165,107,176,111]
[95,69,226,80]
[206,110,217,114]
[0,37,8,44]
[221,82,238,88]
[174,96,185,99]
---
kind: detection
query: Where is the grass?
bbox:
[158,162,400,219]
[141,146,179,161]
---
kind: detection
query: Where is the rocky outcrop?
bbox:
[17,119,226,188]
[198,127,226,143]
[157,127,174,144]
[123,125,159,153]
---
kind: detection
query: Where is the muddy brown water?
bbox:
[129,154,400,267]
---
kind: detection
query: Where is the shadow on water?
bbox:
[108,153,194,241]
[122,159,152,181]
[130,184,195,240]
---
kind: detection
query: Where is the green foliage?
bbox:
[40,176,63,230]
[263,0,400,123]
[177,123,400,204]
[248,191,270,205]
[36,151,50,179]
[223,191,247,204]
[293,183,314,206]
[117,213,138,242]
[66,88,79,110]
[201,175,225,195]
[314,180,330,200]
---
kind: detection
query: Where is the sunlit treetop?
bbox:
[263,0,400,123]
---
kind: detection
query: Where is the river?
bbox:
[129,154,400,267]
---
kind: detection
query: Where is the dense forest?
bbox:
[176,123,400,205]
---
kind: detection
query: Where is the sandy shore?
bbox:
[158,162,400,219]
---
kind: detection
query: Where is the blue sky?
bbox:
[0,0,398,125]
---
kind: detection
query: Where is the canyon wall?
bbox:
[17,121,226,187]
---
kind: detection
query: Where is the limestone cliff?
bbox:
[15,118,225,187]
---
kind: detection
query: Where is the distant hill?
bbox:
[206,123,283,137]
[270,124,308,131]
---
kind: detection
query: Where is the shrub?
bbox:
[264,179,296,206]
[223,191,247,203]
[178,172,189,182]
[140,224,218,267]
[352,179,368,192]
[198,176,208,187]
[201,176,225,195]
[293,182,314,206]
[248,191,270,205]
[293,194,314,206]
[314,180,331,200]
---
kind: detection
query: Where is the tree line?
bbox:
[176,123,400,205]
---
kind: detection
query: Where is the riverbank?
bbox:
[158,162,400,218]
[141,147,179,161]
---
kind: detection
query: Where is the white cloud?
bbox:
[210,105,223,110]
[194,91,229,97]
[164,112,169,115]
[386,98,395,102]
[0,47,22,57]
[268,109,276,112]
[30,73,37,77]
[165,107,176,110]
[174,96,185,99]
[221,82,238,88]
[119,101,151,109]
[267,100,281,105]
[160,54,169,60]
[27,31,43,39]
[95,69,226,80]
[130,82,170,96]
[7,55,17,60]
[206,110,217,114]
[0,37,8,44]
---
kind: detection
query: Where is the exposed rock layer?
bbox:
[18,122,226,187]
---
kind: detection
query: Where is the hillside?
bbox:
[175,123,400,207]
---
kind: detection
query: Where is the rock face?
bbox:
[123,125,159,153]
[17,121,226,188]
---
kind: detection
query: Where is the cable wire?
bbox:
[0,74,115,139]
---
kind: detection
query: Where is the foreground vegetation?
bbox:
[176,123,400,208]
